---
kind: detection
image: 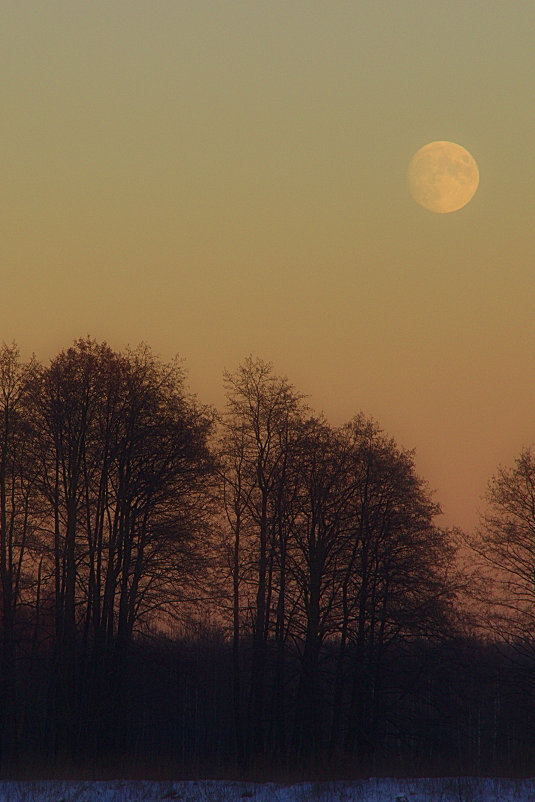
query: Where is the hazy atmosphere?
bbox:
[3,1,535,531]
[5,5,535,792]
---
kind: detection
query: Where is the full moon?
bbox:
[407,141,479,213]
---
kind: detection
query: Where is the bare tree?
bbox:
[0,344,39,765]
[219,356,305,764]
[473,449,535,641]
[33,338,215,757]
[337,418,455,764]
[287,416,356,762]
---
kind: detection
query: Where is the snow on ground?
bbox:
[0,778,535,801]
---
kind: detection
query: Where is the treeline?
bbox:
[0,338,534,777]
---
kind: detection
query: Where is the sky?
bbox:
[2,1,535,533]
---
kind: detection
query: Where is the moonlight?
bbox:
[407,141,479,213]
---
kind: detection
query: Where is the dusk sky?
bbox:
[3,2,535,533]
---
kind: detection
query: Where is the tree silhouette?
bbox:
[219,357,306,765]
[31,338,215,758]
[0,344,39,765]
[0,340,497,776]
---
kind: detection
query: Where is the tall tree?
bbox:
[0,344,39,765]
[220,357,305,764]
[473,449,535,641]
[288,416,356,762]
[337,418,456,765]
[35,339,113,756]
[33,338,215,757]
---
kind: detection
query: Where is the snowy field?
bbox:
[0,778,535,801]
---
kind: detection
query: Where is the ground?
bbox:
[0,778,534,801]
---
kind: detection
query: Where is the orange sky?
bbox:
[2,2,535,533]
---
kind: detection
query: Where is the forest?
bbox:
[0,337,534,778]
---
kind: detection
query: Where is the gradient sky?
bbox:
[3,2,535,532]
